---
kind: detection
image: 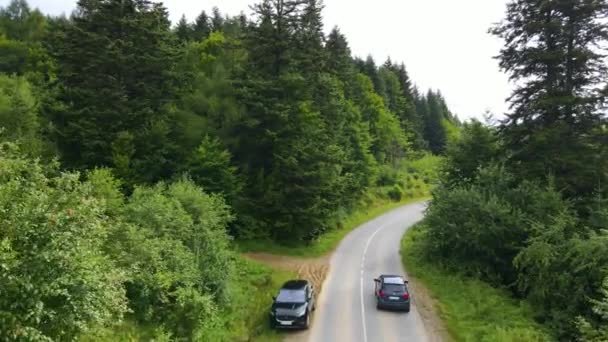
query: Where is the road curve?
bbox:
[286,201,430,342]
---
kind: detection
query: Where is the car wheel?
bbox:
[404,305,410,313]
[376,302,381,310]
[269,317,275,329]
[303,313,310,329]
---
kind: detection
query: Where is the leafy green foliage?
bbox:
[443,120,500,187]
[402,225,552,342]
[425,153,608,338]
[0,144,128,341]
[351,73,410,164]
[0,0,466,339]
[0,75,42,155]
[185,136,242,201]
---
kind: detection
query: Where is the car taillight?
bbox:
[379,291,385,297]
[402,293,409,299]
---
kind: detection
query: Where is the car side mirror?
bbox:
[272,295,276,301]
[374,278,380,283]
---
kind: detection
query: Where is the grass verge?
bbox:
[401,224,552,342]
[237,195,429,258]
[82,257,296,342]
[222,257,297,342]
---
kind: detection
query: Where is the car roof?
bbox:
[281,280,308,290]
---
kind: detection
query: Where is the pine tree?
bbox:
[422,90,447,154]
[192,10,211,41]
[360,55,386,98]
[293,0,326,75]
[491,0,608,197]
[247,0,301,77]
[351,73,409,164]
[211,6,224,32]
[175,14,192,42]
[395,63,426,149]
[52,0,179,183]
[325,26,354,81]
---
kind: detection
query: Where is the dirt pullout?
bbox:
[243,253,329,297]
[409,277,452,342]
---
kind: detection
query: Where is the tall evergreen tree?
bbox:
[325,26,354,82]
[192,10,211,41]
[51,0,178,183]
[491,0,608,197]
[175,14,192,42]
[422,90,447,154]
[394,63,426,149]
[294,0,326,75]
[360,55,386,98]
[211,6,224,32]
[247,0,301,77]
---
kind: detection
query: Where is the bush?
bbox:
[425,165,568,285]
[387,184,403,201]
[107,178,235,338]
[425,163,608,339]
[402,225,552,342]
[0,144,127,341]
[376,165,399,186]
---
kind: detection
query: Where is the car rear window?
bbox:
[383,284,406,292]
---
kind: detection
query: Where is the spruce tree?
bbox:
[175,14,192,42]
[421,90,447,154]
[52,0,178,183]
[192,10,211,41]
[361,55,386,98]
[325,26,354,81]
[294,0,326,75]
[211,6,224,32]
[491,0,608,197]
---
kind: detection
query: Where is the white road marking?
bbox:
[360,222,390,342]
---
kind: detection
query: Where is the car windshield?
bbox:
[383,284,406,292]
[276,289,306,303]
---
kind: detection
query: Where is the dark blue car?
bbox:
[374,274,410,312]
[269,280,315,329]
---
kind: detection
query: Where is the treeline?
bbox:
[0,0,458,339]
[0,0,457,242]
[418,0,608,340]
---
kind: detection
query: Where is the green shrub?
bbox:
[402,225,552,342]
[0,144,127,341]
[387,185,403,201]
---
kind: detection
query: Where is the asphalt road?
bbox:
[286,201,430,342]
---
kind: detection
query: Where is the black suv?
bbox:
[374,274,410,312]
[269,280,315,329]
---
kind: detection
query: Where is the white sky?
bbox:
[11,0,513,121]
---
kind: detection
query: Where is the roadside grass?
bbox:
[401,224,552,342]
[237,194,429,258]
[223,258,297,342]
[81,258,296,342]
